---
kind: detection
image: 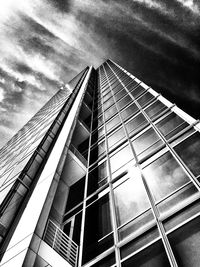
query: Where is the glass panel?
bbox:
[65,176,85,211]
[103,98,115,111]
[121,240,170,267]
[121,226,159,259]
[168,215,200,267]
[121,103,139,121]
[87,161,108,195]
[119,210,155,240]
[126,80,138,91]
[90,140,106,164]
[115,89,127,102]
[143,152,190,202]
[83,194,113,263]
[106,115,121,133]
[110,144,133,173]
[144,100,168,119]
[125,113,148,136]
[174,132,200,176]
[132,128,162,160]
[104,105,118,121]
[137,92,155,107]
[114,172,150,226]
[130,85,146,99]
[108,127,126,149]
[156,113,188,140]
[93,253,115,267]
[117,95,132,111]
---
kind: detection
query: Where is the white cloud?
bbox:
[176,0,200,14]
[0,87,5,102]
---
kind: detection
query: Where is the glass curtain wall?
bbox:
[62,60,200,267]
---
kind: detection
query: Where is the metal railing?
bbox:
[43,220,79,267]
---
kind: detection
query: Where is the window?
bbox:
[144,100,167,119]
[108,127,126,149]
[115,89,127,102]
[110,144,133,173]
[121,103,139,121]
[156,113,188,140]
[168,215,200,267]
[103,98,115,110]
[125,113,148,136]
[142,152,190,202]
[174,132,200,177]
[132,128,163,160]
[90,140,106,164]
[87,161,108,195]
[130,85,146,99]
[104,105,118,121]
[117,95,132,111]
[65,176,85,211]
[121,240,170,267]
[114,173,150,226]
[83,194,113,263]
[106,115,121,133]
[137,92,155,108]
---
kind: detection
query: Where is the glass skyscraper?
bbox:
[0,60,200,267]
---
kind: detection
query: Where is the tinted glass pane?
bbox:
[121,103,139,121]
[132,128,162,160]
[143,152,190,202]
[122,240,170,267]
[87,161,108,195]
[125,113,148,136]
[104,106,118,121]
[174,132,200,176]
[93,253,115,267]
[114,173,150,226]
[117,95,132,110]
[144,100,167,119]
[108,127,126,149]
[83,194,113,263]
[156,113,188,140]
[110,144,133,173]
[168,216,200,267]
[115,89,127,102]
[106,115,121,132]
[137,92,155,107]
[130,85,146,99]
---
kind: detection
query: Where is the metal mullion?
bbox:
[102,64,121,267]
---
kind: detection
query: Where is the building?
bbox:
[0,59,200,267]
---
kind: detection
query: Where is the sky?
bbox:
[0,0,199,148]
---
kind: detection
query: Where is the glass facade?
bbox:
[1,60,200,267]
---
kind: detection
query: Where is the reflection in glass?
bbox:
[121,240,170,267]
[137,92,155,108]
[110,144,133,173]
[121,103,138,121]
[168,215,200,267]
[156,113,188,140]
[143,152,190,202]
[174,132,200,176]
[132,128,162,160]
[108,127,126,149]
[114,172,150,226]
[87,161,108,195]
[125,113,148,136]
[106,115,121,133]
[144,100,167,119]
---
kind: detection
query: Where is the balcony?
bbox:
[43,220,79,267]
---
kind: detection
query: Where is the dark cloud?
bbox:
[0,0,200,148]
